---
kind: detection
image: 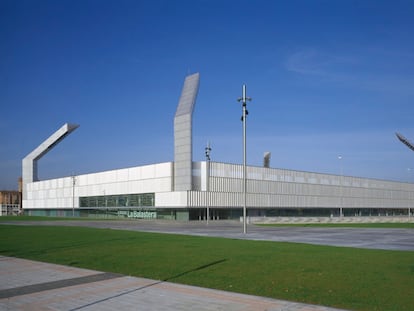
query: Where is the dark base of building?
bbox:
[23,207,412,221]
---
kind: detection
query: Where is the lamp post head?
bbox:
[205,142,212,161]
[237,84,252,105]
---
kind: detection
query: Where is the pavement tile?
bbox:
[0,256,347,311]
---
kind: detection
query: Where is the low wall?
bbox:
[250,216,414,224]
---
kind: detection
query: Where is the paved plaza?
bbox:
[0,256,346,311]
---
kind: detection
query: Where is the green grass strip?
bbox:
[0,216,125,221]
[1,225,413,311]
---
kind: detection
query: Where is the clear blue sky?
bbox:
[1,0,414,190]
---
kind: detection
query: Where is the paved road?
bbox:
[3,219,414,251]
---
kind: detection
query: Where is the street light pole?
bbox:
[71,174,76,217]
[408,168,413,220]
[238,85,251,234]
[338,155,343,217]
[205,142,211,225]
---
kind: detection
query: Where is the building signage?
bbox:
[118,210,157,219]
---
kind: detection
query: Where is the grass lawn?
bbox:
[1,225,413,311]
[0,216,112,221]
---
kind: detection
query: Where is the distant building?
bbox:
[21,73,414,220]
[0,186,21,216]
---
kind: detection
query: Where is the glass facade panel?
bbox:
[97,196,105,207]
[107,196,117,207]
[129,194,139,206]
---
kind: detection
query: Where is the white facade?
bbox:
[191,162,414,210]
[23,161,414,213]
[23,162,188,210]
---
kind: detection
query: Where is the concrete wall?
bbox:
[22,123,79,200]
[23,160,414,212]
[174,73,199,191]
[23,162,187,209]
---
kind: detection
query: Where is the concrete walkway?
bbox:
[0,256,347,311]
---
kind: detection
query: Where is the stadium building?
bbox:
[22,73,414,220]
